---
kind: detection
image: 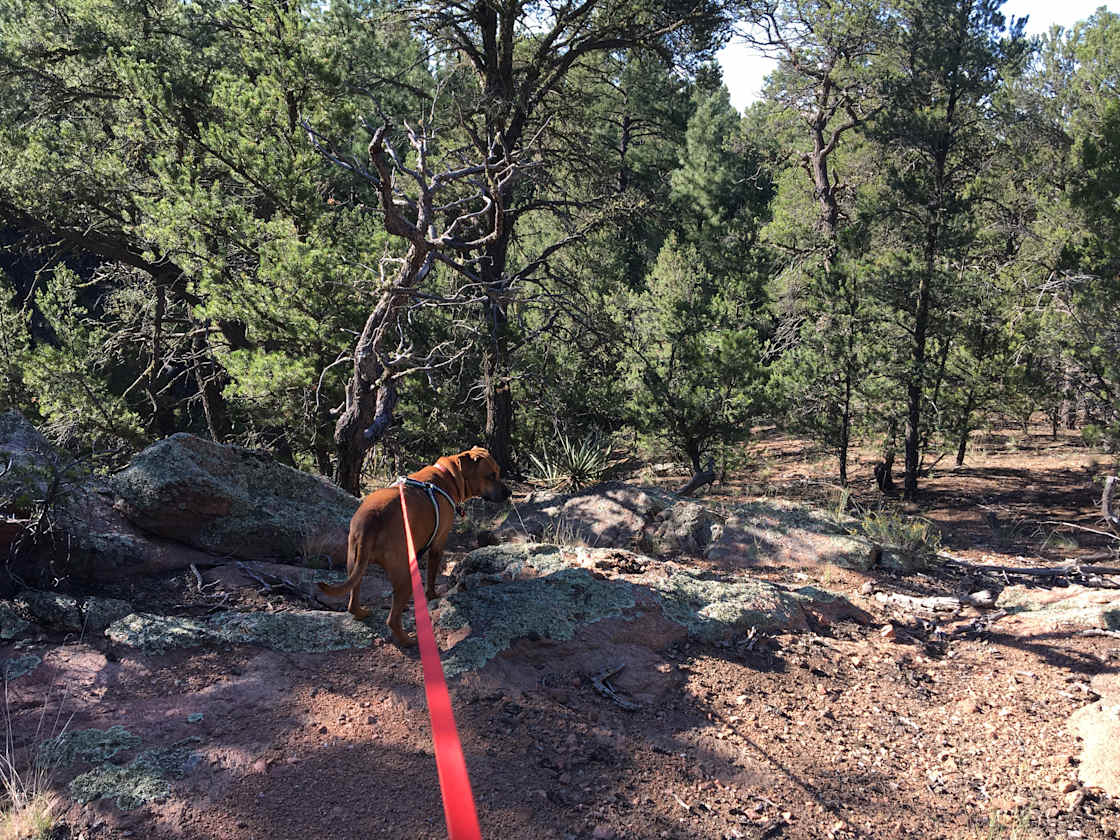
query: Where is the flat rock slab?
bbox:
[704,499,869,570]
[109,433,357,564]
[996,584,1120,630]
[1070,698,1120,796]
[106,609,374,654]
[438,543,866,675]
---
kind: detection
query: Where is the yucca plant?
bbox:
[527,432,614,492]
[853,508,943,570]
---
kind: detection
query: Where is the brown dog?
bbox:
[318,446,510,645]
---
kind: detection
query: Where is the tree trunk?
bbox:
[955,389,975,466]
[481,232,515,474]
[333,245,426,495]
[904,222,937,501]
[875,418,898,495]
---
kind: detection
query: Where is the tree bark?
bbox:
[333,246,425,495]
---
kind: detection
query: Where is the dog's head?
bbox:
[450,446,511,503]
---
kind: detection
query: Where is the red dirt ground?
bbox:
[4,422,1119,840]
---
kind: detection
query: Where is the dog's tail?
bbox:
[317,526,366,597]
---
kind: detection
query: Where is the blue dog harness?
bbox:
[394,477,464,558]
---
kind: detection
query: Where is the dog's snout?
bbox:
[499,482,512,500]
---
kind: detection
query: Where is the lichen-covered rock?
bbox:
[106,609,374,654]
[449,543,574,587]
[1,653,41,680]
[652,571,809,640]
[646,501,721,556]
[996,585,1120,629]
[0,413,240,580]
[68,738,201,811]
[13,591,134,634]
[438,567,636,676]
[16,590,83,632]
[439,542,863,673]
[108,433,358,564]
[0,601,31,640]
[704,499,868,569]
[494,482,672,547]
[40,726,141,766]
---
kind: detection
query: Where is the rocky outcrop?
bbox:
[108,433,357,564]
[493,482,672,547]
[646,501,721,556]
[437,543,868,675]
[1,412,358,579]
[1,412,243,580]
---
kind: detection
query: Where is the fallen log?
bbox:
[936,552,1120,579]
[676,459,716,497]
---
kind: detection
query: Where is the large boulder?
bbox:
[108,433,358,564]
[0,412,247,580]
[703,499,869,570]
[646,501,721,556]
[494,482,673,547]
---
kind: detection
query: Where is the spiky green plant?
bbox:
[527,432,614,492]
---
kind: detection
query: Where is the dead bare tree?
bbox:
[306,107,530,494]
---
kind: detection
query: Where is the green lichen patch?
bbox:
[451,543,572,584]
[653,571,807,641]
[68,738,201,811]
[15,591,83,632]
[106,613,217,654]
[214,610,375,652]
[1,653,41,680]
[438,568,636,677]
[0,601,31,640]
[106,609,374,654]
[39,726,141,767]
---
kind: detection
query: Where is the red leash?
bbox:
[398,483,483,840]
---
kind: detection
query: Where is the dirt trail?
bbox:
[3,425,1119,840]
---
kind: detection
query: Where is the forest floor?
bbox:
[4,423,1120,840]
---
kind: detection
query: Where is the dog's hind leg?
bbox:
[385,562,416,646]
[347,584,371,621]
[345,528,372,620]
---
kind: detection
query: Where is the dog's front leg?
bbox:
[425,549,446,602]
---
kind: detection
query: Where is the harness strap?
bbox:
[394,477,461,557]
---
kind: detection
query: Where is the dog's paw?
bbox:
[350,606,372,621]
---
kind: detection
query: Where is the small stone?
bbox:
[318,726,328,735]
[880,624,898,641]
[187,713,204,724]
[591,825,616,839]
[955,699,979,716]
[1064,789,1085,812]
[967,590,995,608]
[859,581,875,595]
[1058,780,1079,794]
